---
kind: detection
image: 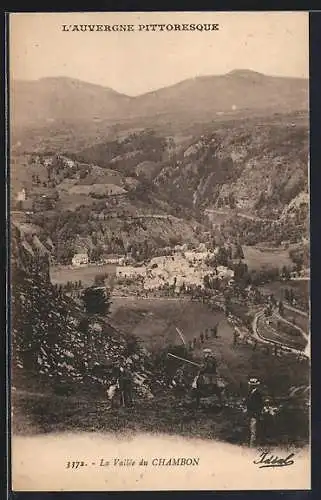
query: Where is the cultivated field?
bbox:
[50,263,117,286]
[243,246,293,271]
[260,279,309,299]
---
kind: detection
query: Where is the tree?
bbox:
[234,260,248,282]
[81,286,112,315]
[228,192,236,209]
[90,245,104,263]
[94,274,106,286]
[289,288,295,304]
[203,274,211,289]
[281,265,291,280]
[216,246,228,266]
[234,244,244,260]
[278,300,284,317]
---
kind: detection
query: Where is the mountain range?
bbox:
[11,69,308,130]
[11,68,309,253]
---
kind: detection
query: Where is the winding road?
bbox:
[205,208,275,224]
[252,308,310,359]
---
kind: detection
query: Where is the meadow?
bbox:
[243,245,293,271]
[50,263,117,286]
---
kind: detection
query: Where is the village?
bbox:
[66,244,235,291]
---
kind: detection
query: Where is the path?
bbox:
[253,310,309,359]
[274,310,309,342]
[284,303,309,318]
[205,208,275,224]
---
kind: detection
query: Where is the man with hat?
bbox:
[246,378,264,447]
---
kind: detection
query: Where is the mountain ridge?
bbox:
[11,70,308,131]
[12,69,308,96]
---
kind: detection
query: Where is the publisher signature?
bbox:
[253,450,295,468]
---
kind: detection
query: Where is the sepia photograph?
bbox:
[9,11,310,491]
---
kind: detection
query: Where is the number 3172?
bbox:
[66,461,86,469]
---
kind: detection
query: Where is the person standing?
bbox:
[118,359,134,407]
[245,378,264,447]
[197,348,223,405]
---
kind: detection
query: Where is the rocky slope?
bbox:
[69,111,308,219]
[155,112,309,215]
[11,222,156,397]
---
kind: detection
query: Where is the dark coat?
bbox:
[199,357,217,375]
[246,387,264,417]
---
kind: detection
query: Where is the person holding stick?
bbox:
[196,348,223,407]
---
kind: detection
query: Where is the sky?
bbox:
[9,11,309,96]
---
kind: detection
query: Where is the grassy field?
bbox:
[260,279,309,298]
[110,297,225,351]
[12,387,309,449]
[281,307,309,333]
[110,298,309,396]
[243,246,292,271]
[50,263,117,286]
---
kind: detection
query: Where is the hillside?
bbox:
[10,77,132,127]
[11,112,309,254]
[132,70,308,120]
[10,70,309,254]
[155,113,309,215]
[11,222,156,399]
[68,112,308,222]
[11,70,308,152]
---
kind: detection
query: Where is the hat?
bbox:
[203,348,212,354]
[248,378,260,386]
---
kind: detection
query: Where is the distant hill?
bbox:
[10,76,133,127]
[131,70,308,120]
[11,70,308,135]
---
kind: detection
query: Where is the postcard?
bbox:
[9,11,310,491]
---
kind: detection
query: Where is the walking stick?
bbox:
[167,352,201,367]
